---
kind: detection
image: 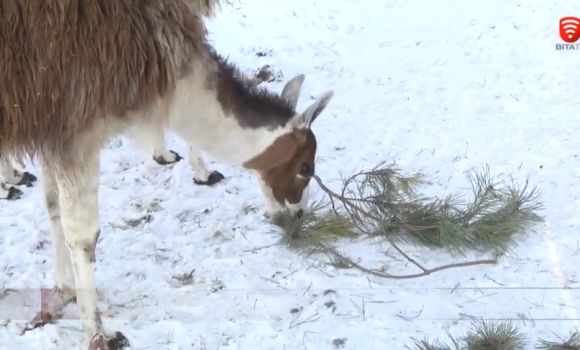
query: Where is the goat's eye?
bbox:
[299,163,314,177]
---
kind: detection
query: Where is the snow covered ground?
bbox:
[1,0,579,348]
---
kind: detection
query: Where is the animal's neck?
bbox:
[166,63,293,167]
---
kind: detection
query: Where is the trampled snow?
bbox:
[1,0,579,348]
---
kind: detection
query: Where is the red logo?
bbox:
[559,16,580,43]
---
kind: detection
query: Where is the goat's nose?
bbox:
[296,209,304,219]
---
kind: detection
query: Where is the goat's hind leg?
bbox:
[0,179,21,200]
[0,157,23,200]
[48,148,128,349]
[0,157,20,200]
[1,155,37,187]
[127,122,181,165]
[148,127,182,165]
[188,145,224,186]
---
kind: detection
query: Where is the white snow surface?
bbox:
[1,0,580,349]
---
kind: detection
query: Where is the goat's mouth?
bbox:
[271,209,304,227]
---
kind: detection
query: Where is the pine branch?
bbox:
[311,163,544,256]
[275,162,545,282]
[322,244,495,280]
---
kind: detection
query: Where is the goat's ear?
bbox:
[280,74,305,110]
[292,90,334,128]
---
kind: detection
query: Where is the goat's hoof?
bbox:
[17,172,37,187]
[6,186,22,200]
[152,150,182,165]
[193,171,225,186]
[88,332,130,350]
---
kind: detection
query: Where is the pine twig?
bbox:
[310,173,502,279]
[323,244,496,280]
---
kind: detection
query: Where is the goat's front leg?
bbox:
[53,150,129,350]
[20,167,77,334]
[188,145,224,186]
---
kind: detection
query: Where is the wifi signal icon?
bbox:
[559,16,580,43]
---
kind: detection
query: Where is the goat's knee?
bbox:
[67,231,100,266]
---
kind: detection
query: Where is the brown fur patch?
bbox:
[0,0,210,160]
[210,50,296,130]
[245,128,317,205]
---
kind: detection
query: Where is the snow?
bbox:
[1,0,579,348]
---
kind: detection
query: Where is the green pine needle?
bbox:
[463,320,527,350]
[407,337,461,350]
[404,321,578,350]
[536,330,580,350]
[276,198,357,253]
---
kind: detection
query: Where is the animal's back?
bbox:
[0,0,209,158]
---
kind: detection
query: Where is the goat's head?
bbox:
[244,74,334,226]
